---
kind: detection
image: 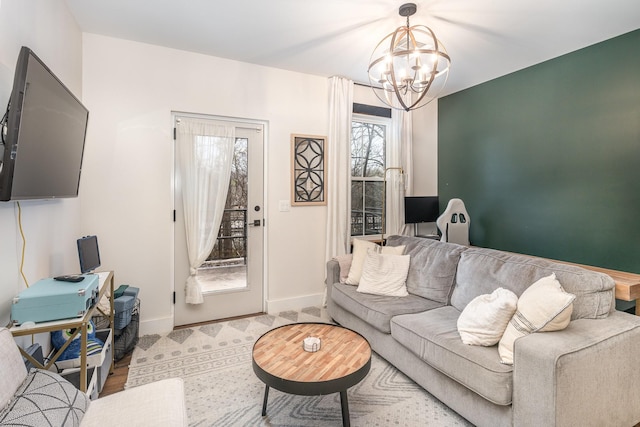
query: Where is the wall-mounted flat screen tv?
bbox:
[0,46,89,201]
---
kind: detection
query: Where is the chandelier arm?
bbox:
[367,2,450,111]
[389,29,410,111]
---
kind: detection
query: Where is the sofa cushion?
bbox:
[457,287,518,346]
[498,273,575,364]
[81,378,187,427]
[331,282,443,333]
[451,247,614,319]
[385,235,467,304]
[357,251,410,297]
[391,306,514,406]
[0,328,28,410]
[0,369,89,427]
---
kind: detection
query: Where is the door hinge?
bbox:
[173,291,176,304]
[173,210,176,222]
[173,127,177,140]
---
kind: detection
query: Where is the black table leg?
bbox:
[261,384,270,416]
[340,390,350,427]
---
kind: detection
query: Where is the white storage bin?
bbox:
[61,366,98,400]
[53,328,113,371]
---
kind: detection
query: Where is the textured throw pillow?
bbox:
[498,273,575,365]
[332,254,353,283]
[357,250,410,296]
[345,239,405,285]
[0,369,89,427]
[457,288,519,346]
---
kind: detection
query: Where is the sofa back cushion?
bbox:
[451,248,615,319]
[386,235,467,304]
[0,327,28,410]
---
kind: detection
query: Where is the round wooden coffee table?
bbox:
[252,322,371,427]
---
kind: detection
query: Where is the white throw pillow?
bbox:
[457,288,518,346]
[356,250,410,296]
[345,240,405,285]
[332,253,353,283]
[498,273,575,365]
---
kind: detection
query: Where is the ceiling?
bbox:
[65,0,640,97]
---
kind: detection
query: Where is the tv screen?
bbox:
[404,196,439,224]
[77,235,101,274]
[0,46,89,201]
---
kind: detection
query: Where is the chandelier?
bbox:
[368,3,451,112]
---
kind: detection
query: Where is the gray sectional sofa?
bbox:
[326,235,640,427]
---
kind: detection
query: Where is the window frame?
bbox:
[350,112,391,239]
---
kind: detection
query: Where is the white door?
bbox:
[174,115,265,326]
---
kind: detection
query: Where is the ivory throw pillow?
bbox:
[332,253,353,283]
[498,273,575,365]
[357,250,410,296]
[345,239,405,285]
[457,288,518,346]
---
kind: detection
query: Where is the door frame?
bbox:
[170,111,269,324]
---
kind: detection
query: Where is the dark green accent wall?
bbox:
[438,29,640,273]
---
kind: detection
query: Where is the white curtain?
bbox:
[388,103,413,236]
[325,76,354,264]
[175,118,235,304]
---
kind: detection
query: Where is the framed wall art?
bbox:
[291,134,327,206]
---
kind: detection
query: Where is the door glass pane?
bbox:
[197,137,248,292]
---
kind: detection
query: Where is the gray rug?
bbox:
[125,307,472,426]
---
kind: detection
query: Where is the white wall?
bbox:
[81,34,329,334]
[0,0,83,332]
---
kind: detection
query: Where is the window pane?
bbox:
[364,181,384,235]
[351,121,385,178]
[351,181,363,235]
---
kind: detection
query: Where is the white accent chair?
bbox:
[436,198,470,245]
[0,327,188,426]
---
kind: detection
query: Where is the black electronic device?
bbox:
[405,196,440,238]
[404,196,439,224]
[0,46,89,201]
[53,275,85,282]
[77,235,101,274]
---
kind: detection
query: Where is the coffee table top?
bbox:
[252,322,371,396]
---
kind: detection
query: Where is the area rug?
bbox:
[125,307,472,426]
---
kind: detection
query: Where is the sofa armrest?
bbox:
[512,312,640,427]
[81,378,188,426]
[325,259,341,300]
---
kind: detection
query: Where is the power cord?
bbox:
[16,201,29,288]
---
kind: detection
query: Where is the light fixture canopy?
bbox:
[368,3,451,112]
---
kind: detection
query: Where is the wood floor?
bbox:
[99,352,132,397]
[99,311,264,398]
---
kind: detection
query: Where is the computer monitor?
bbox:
[404,196,439,224]
[77,235,101,273]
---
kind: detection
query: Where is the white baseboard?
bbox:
[138,293,324,335]
[266,293,324,314]
[139,316,174,336]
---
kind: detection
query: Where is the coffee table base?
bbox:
[261,384,352,427]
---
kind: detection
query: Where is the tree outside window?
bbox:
[351,116,388,236]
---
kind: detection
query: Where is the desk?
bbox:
[9,271,115,392]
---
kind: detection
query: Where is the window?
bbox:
[351,114,389,237]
